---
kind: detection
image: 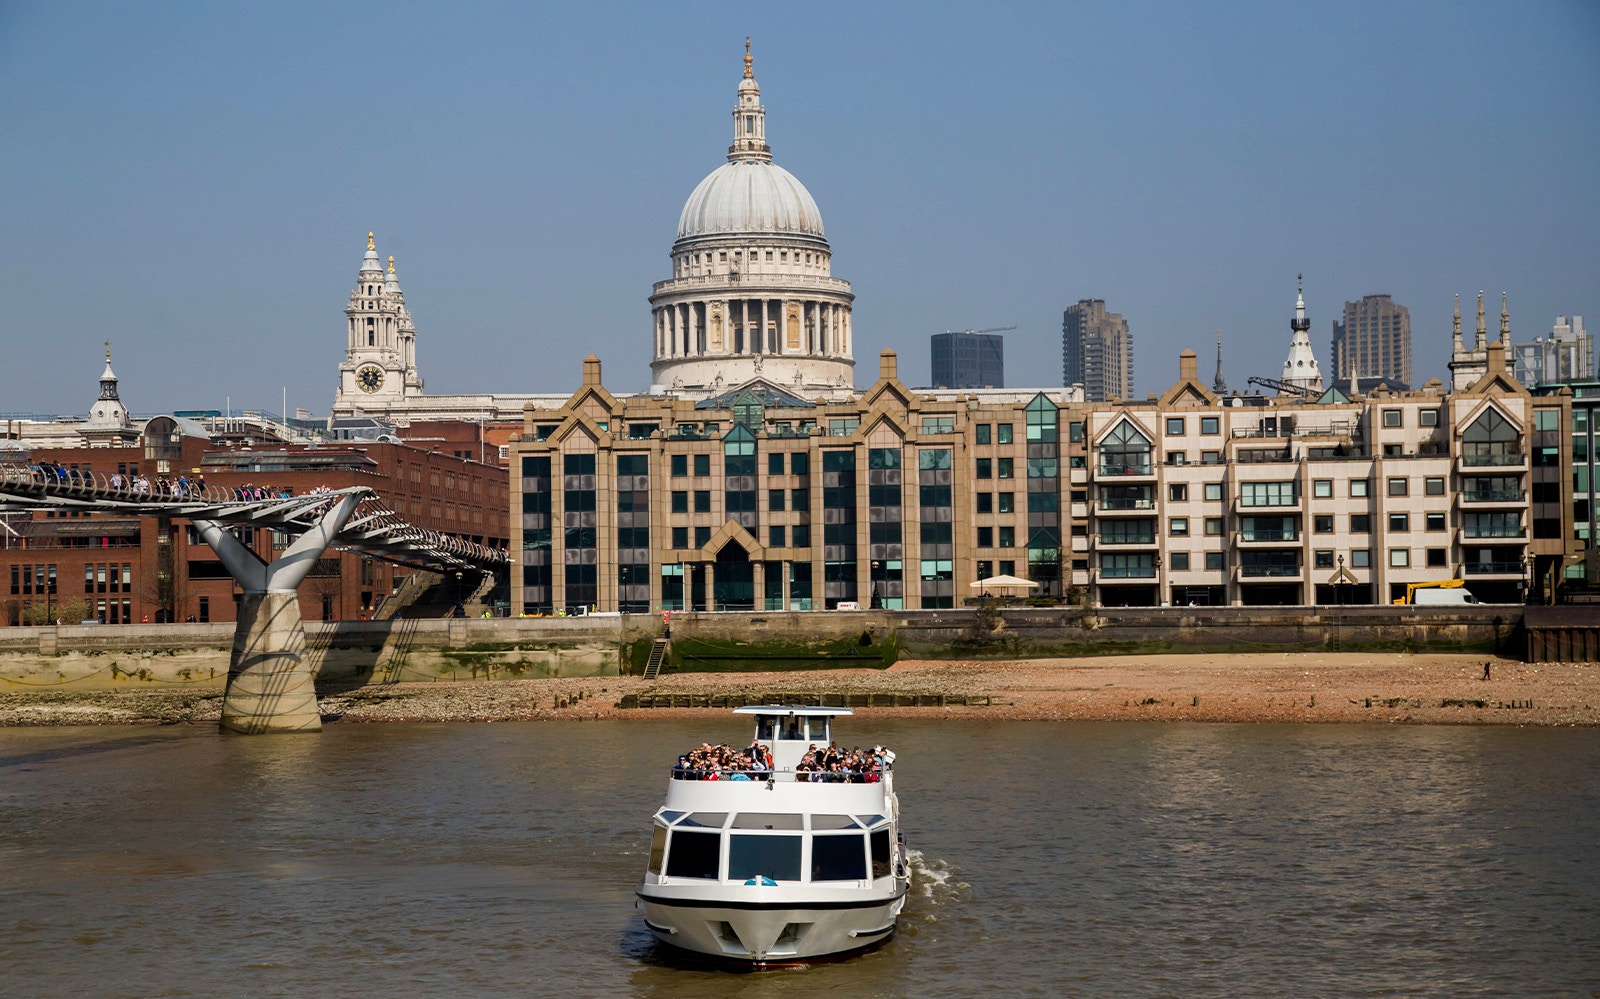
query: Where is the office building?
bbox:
[1063,300,1132,402]
[1332,293,1411,389]
[930,331,1005,388]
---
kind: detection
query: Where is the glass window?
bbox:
[997,424,1013,444]
[1351,549,1371,568]
[791,453,809,476]
[1205,551,1225,570]
[1314,479,1332,498]
[998,526,1015,547]
[1425,477,1444,496]
[1201,416,1220,435]
[977,526,993,547]
[671,490,688,513]
[975,424,991,445]
[1350,479,1369,497]
[976,458,992,479]
[1389,513,1409,532]
[1351,514,1371,533]
[1426,512,1446,532]
[1170,552,1190,570]
[1069,422,1084,443]
[1383,409,1403,428]
[920,416,954,435]
[1201,450,1222,465]
[998,458,1014,478]
[871,829,892,879]
[1170,483,1188,502]
[1166,417,1185,436]
[1099,421,1152,475]
[648,826,668,874]
[1314,514,1334,533]
[1204,517,1223,536]
[1170,517,1189,536]
[1388,477,1408,497]
[1427,548,1448,567]
[1204,482,1222,501]
[769,489,785,511]
[976,492,992,513]
[1419,409,1439,427]
[769,453,785,475]
[694,490,711,512]
[672,526,688,549]
[769,525,786,547]
[791,487,809,511]
[1390,548,1410,568]
[1315,550,1334,569]
[728,835,802,882]
[811,834,867,881]
[693,454,710,477]
[665,830,721,879]
[671,454,687,477]
[1239,481,1296,506]
[1534,410,1558,432]
[695,526,711,547]
[998,492,1014,513]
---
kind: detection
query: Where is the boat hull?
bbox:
[637,887,907,964]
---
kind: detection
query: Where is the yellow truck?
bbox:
[1393,579,1481,605]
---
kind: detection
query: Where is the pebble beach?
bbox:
[1,652,1594,727]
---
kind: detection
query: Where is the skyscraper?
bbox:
[1331,293,1411,389]
[1513,314,1592,388]
[930,330,1005,388]
[1062,299,1131,402]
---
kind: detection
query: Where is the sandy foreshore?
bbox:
[0,652,1595,727]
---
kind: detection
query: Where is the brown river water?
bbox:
[1,719,1597,997]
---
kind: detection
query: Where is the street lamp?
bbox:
[870,560,883,609]
[1152,552,1164,607]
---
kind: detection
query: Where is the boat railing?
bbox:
[669,764,890,784]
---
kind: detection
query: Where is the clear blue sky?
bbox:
[2,1,1596,416]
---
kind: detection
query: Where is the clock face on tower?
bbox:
[357,365,385,393]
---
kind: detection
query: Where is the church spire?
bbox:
[1278,273,1323,394]
[99,340,119,401]
[360,231,382,276]
[1451,294,1462,352]
[1475,290,1487,350]
[1212,329,1227,394]
[1499,292,1510,343]
[728,37,771,163]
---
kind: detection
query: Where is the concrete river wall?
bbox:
[0,605,1535,690]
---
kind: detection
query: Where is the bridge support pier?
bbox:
[195,493,361,734]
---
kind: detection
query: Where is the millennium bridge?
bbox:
[0,467,508,734]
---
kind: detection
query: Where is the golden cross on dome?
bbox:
[388,255,395,274]
[743,37,753,78]
[367,232,375,250]
[104,340,111,361]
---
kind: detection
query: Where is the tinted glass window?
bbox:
[665,830,720,879]
[811,834,867,881]
[729,835,801,882]
[870,829,892,879]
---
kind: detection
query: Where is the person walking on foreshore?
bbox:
[1483,661,1492,681]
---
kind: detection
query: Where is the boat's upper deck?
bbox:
[670,705,894,787]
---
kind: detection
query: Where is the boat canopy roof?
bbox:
[733,705,854,718]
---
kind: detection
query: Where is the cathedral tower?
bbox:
[334,233,423,416]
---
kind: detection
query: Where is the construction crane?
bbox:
[1246,375,1318,398]
[935,325,1017,336]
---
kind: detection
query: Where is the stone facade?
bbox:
[508,343,1572,613]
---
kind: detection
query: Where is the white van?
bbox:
[1413,588,1480,606]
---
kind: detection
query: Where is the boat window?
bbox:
[779,717,805,741]
[733,812,804,830]
[807,717,830,742]
[870,829,892,879]
[856,814,887,828]
[729,834,802,882]
[658,810,685,825]
[664,830,720,880]
[810,814,858,830]
[811,834,868,881]
[648,826,668,875]
[677,812,727,828]
[755,716,776,740]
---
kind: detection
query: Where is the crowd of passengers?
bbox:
[672,740,894,783]
[24,463,335,503]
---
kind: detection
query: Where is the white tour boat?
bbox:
[636,706,910,965]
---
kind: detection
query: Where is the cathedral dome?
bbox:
[676,160,826,244]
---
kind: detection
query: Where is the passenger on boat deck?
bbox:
[672,742,773,780]
[793,743,891,783]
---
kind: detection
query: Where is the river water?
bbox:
[1,719,1597,998]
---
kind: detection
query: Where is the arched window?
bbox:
[1099,421,1152,476]
[1462,408,1521,466]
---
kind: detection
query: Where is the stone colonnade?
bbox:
[654,298,850,361]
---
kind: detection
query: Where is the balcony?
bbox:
[1097,533,1157,546]
[1460,490,1524,503]
[1463,562,1525,576]
[1098,460,1154,478]
[1095,499,1156,516]
[1240,565,1302,578]
[1099,565,1157,579]
[1237,528,1300,544]
[1460,451,1525,468]
[1461,526,1526,539]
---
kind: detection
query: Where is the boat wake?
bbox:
[907,849,968,903]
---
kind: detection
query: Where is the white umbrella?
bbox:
[968,574,1039,594]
